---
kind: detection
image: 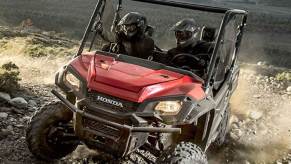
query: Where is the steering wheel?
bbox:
[170,53,201,67]
[169,53,207,75]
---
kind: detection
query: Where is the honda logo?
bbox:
[97,96,123,108]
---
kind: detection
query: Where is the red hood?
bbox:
[92,60,183,92]
[70,53,205,102]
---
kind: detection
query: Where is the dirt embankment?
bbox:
[0,27,290,164]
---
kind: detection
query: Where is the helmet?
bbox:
[171,18,199,48]
[118,12,147,39]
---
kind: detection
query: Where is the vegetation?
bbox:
[0,26,77,58]
[24,41,75,58]
[0,62,21,92]
[276,72,291,81]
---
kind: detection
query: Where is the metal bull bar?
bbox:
[51,89,181,134]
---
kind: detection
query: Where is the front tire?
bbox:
[157,142,207,164]
[26,101,78,161]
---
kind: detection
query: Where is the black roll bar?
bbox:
[204,9,247,90]
[75,0,103,57]
[132,0,229,13]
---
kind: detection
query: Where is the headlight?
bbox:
[65,71,80,90]
[155,101,182,116]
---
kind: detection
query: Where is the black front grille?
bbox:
[87,91,139,113]
[83,118,120,140]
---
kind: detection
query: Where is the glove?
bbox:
[199,59,206,67]
[93,22,103,34]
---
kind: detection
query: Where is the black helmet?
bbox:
[171,18,199,48]
[118,12,147,39]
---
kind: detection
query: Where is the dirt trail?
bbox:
[210,68,291,163]
[0,28,291,163]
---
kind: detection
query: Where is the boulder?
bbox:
[0,92,11,104]
[0,112,8,118]
[9,97,28,109]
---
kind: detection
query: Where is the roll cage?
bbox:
[75,0,248,92]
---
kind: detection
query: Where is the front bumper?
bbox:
[52,90,181,157]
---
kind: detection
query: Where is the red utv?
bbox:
[26,0,247,163]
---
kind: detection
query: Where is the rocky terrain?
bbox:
[214,66,291,164]
[0,27,291,163]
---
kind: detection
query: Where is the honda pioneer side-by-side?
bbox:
[26,0,247,163]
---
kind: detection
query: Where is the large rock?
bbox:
[9,97,28,109]
[287,86,291,92]
[0,92,11,103]
[0,112,8,118]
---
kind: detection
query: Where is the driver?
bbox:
[102,12,154,59]
[166,19,214,76]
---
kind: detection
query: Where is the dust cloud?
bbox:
[228,68,291,163]
[0,37,71,85]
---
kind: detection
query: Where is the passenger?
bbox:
[103,12,155,59]
[166,19,214,76]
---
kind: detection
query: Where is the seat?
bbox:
[200,26,217,42]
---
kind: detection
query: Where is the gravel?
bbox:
[214,67,291,164]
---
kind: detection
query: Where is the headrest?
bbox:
[200,26,217,42]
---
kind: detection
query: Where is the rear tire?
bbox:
[157,142,208,164]
[26,101,78,161]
